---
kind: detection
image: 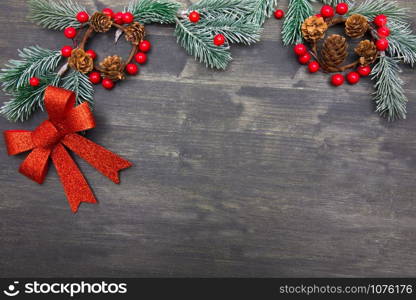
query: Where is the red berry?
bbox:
[294,44,307,56]
[76,11,89,23]
[86,49,97,60]
[61,46,73,57]
[336,3,348,15]
[122,12,134,24]
[274,9,284,19]
[308,61,320,73]
[102,78,115,90]
[315,14,322,18]
[89,72,101,84]
[374,15,388,27]
[321,5,335,18]
[135,52,147,64]
[64,27,77,39]
[29,77,40,87]
[213,34,225,46]
[298,53,311,65]
[102,8,114,19]
[331,74,345,86]
[377,26,390,38]
[346,71,360,84]
[189,11,200,23]
[376,38,389,51]
[139,40,151,52]
[357,65,371,77]
[114,12,124,25]
[126,63,139,75]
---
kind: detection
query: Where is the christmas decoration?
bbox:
[279,0,416,121]
[3,86,131,213]
[274,9,284,19]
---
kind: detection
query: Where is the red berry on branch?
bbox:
[135,52,147,64]
[64,27,77,39]
[102,78,115,90]
[102,8,114,19]
[86,49,97,60]
[61,46,73,57]
[139,40,151,52]
[274,9,284,19]
[377,26,390,38]
[336,3,348,15]
[357,65,371,77]
[331,74,345,86]
[294,44,307,56]
[298,53,311,65]
[114,12,124,25]
[376,38,389,51]
[374,14,387,27]
[122,12,134,24]
[89,72,101,84]
[308,61,320,73]
[189,11,200,23]
[321,5,335,18]
[213,34,225,46]
[346,71,360,84]
[126,63,139,75]
[29,77,40,87]
[76,11,89,23]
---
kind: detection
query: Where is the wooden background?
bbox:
[1,0,416,277]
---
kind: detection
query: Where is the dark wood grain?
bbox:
[1,0,416,277]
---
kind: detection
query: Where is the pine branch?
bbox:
[347,0,407,24]
[371,55,407,121]
[315,0,352,5]
[0,46,62,93]
[281,0,313,46]
[62,70,94,106]
[28,0,87,30]
[387,22,416,67]
[125,0,181,24]
[243,0,279,26]
[0,73,60,122]
[174,18,231,70]
[188,0,254,20]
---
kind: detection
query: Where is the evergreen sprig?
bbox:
[28,0,87,30]
[244,0,279,26]
[316,0,351,5]
[347,0,407,24]
[281,0,313,45]
[125,0,181,24]
[62,70,94,106]
[371,55,407,121]
[387,22,416,67]
[188,0,253,20]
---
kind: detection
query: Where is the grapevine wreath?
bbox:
[280,0,416,121]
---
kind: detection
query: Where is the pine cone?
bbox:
[355,40,378,66]
[345,14,369,38]
[68,48,94,74]
[320,34,348,72]
[90,12,113,32]
[98,55,125,81]
[124,22,146,45]
[301,16,328,42]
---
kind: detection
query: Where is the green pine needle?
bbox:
[28,0,87,30]
[371,55,407,121]
[189,0,255,20]
[281,0,313,46]
[347,0,407,24]
[244,0,279,26]
[62,70,94,106]
[125,0,181,24]
[316,0,351,5]
[387,22,416,67]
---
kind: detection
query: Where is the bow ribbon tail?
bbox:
[51,143,97,213]
[61,133,132,184]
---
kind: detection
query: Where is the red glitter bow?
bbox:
[3,86,132,212]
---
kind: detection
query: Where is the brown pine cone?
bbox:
[90,12,113,32]
[355,40,378,66]
[124,22,146,45]
[68,48,94,74]
[301,16,328,42]
[98,55,125,81]
[320,34,348,72]
[345,14,369,38]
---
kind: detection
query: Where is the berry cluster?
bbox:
[187,10,226,46]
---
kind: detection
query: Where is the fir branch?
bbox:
[281,0,313,46]
[0,73,60,122]
[28,0,87,30]
[347,0,407,24]
[125,0,181,24]
[315,0,352,5]
[371,55,407,121]
[387,22,416,67]
[174,18,231,69]
[188,0,254,20]
[243,0,279,26]
[0,46,62,93]
[62,70,94,106]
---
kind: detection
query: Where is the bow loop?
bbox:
[44,86,76,122]
[31,120,61,149]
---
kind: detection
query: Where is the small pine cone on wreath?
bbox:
[68,48,94,74]
[125,22,146,45]
[90,12,113,32]
[301,16,328,42]
[345,14,369,39]
[355,40,378,66]
[320,34,348,71]
[98,55,126,81]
